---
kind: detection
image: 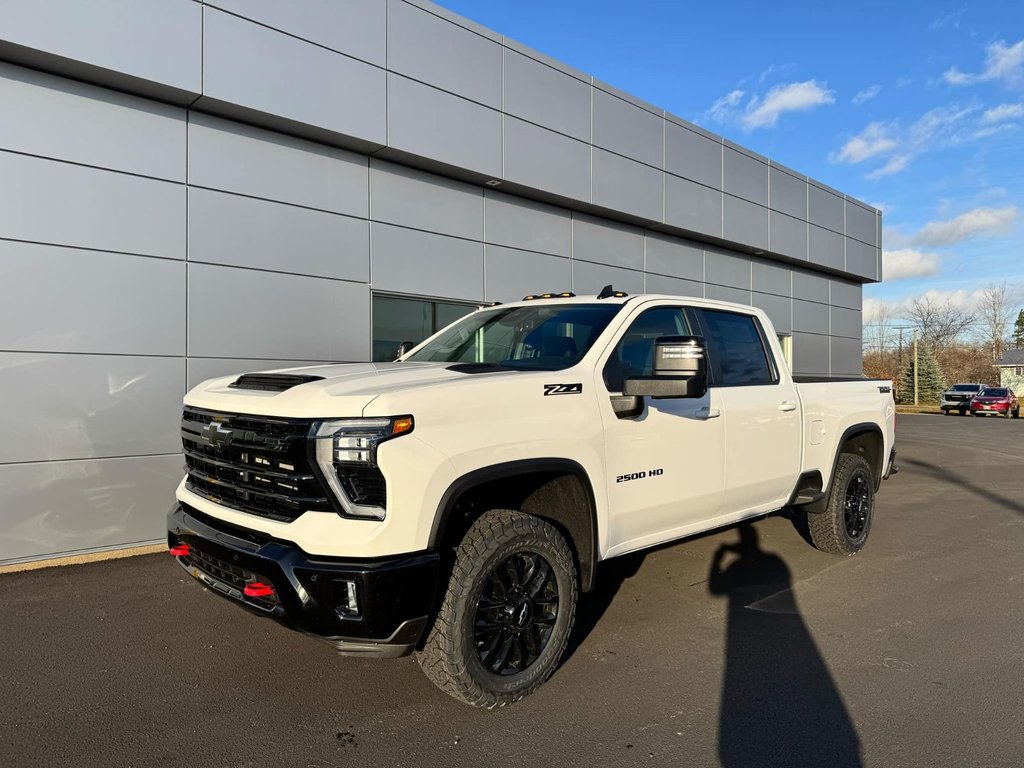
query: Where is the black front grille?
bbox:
[182,407,330,522]
[187,547,256,593]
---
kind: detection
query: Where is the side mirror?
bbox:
[623,336,708,399]
[395,341,416,360]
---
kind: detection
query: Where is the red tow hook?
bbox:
[169,544,191,557]
[243,582,275,598]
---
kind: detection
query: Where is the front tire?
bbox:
[809,454,875,556]
[417,509,578,708]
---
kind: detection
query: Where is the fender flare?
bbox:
[804,422,884,514]
[429,458,600,592]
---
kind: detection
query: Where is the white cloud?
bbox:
[867,154,911,179]
[882,249,941,280]
[862,297,893,323]
[703,89,744,123]
[741,80,834,129]
[833,122,897,163]
[982,103,1024,124]
[853,85,882,105]
[832,105,976,178]
[943,38,1024,86]
[912,205,1019,246]
[928,9,966,31]
[703,81,834,130]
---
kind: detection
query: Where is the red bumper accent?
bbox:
[243,582,275,598]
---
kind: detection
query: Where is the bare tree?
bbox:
[906,295,974,348]
[863,300,895,355]
[975,282,1018,360]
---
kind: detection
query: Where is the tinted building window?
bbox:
[372,295,476,362]
[699,309,775,386]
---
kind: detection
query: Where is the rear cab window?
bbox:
[696,308,778,387]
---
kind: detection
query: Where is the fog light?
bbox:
[334,579,360,618]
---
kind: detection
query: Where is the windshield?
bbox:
[405,303,622,370]
[980,388,1008,397]
[952,384,981,391]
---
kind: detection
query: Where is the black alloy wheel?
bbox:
[808,453,874,556]
[417,509,578,708]
[843,469,871,540]
[473,552,559,676]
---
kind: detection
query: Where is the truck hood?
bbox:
[183,361,524,418]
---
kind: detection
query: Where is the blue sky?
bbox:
[441,0,1024,323]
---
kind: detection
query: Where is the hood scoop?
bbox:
[228,373,325,392]
[446,363,512,374]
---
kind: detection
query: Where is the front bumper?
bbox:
[940,400,970,411]
[168,503,439,657]
[970,403,1009,414]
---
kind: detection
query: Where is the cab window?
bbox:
[697,309,776,386]
[603,307,689,392]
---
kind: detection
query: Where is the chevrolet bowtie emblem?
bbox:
[200,420,234,447]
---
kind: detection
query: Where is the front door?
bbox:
[598,304,725,556]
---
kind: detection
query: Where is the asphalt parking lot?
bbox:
[2,414,1022,768]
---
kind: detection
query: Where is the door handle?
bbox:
[778,401,798,412]
[696,407,721,419]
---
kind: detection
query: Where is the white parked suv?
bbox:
[168,288,897,707]
[940,383,984,416]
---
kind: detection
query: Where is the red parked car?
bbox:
[970,387,1020,418]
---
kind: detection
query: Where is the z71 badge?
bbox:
[544,383,583,396]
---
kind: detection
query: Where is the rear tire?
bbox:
[417,509,578,708]
[809,454,875,556]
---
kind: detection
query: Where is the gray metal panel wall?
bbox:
[0,4,872,564]
[0,0,881,284]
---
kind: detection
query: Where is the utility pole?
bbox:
[913,330,919,406]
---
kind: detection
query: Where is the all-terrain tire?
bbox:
[809,454,875,556]
[416,509,578,708]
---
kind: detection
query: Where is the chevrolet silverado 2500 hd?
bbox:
[168,289,897,707]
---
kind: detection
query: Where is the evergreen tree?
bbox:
[897,345,946,405]
[1013,309,1024,350]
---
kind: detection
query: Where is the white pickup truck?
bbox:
[168,288,896,707]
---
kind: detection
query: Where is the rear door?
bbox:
[598,303,725,555]
[694,307,801,514]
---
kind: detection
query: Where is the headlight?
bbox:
[311,416,414,520]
